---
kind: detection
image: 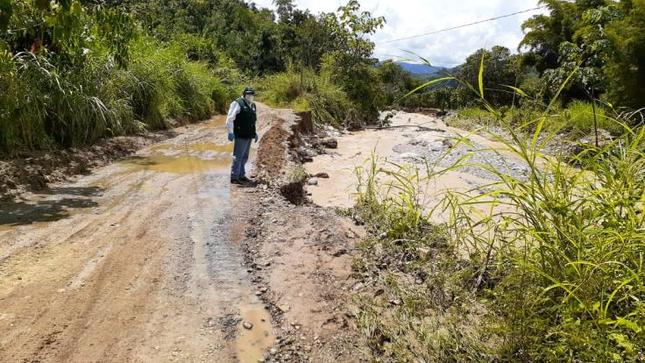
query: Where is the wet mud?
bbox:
[0,110,274,362]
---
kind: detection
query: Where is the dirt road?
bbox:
[0,106,531,362]
[0,114,273,362]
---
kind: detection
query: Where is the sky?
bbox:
[251,0,546,67]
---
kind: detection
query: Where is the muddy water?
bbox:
[0,113,273,362]
[237,297,275,363]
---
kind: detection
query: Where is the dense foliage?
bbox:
[0,0,241,152]
[400,0,644,133]
[0,0,390,153]
[521,0,645,109]
[125,0,388,123]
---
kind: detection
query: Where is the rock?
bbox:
[321,138,338,149]
[278,305,290,313]
[442,138,455,149]
[243,321,253,330]
[307,178,318,186]
[313,172,329,179]
[417,247,431,260]
[332,248,348,257]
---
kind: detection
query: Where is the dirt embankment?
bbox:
[0,132,174,200]
[232,109,368,362]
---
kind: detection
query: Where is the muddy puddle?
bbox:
[125,154,230,174]
[236,298,275,363]
[125,142,233,174]
[0,114,275,362]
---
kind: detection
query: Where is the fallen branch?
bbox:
[364,124,446,133]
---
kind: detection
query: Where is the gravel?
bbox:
[392,136,531,181]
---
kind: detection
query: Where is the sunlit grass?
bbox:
[352,59,644,361]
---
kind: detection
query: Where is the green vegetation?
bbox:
[354,125,644,361]
[447,107,498,129]
[0,0,238,153]
[398,0,645,136]
[259,68,351,127]
[352,57,644,361]
[0,0,396,153]
[127,0,388,125]
[448,100,624,138]
[4,0,641,154]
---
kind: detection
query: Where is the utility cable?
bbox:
[378,5,546,44]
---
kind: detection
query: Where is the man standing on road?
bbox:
[226,87,259,184]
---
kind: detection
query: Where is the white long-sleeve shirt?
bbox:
[225,101,241,134]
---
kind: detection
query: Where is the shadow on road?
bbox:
[0,186,102,227]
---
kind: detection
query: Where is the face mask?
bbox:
[245,95,255,103]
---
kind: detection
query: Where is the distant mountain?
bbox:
[395,62,449,77]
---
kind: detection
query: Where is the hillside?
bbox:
[395,61,449,77]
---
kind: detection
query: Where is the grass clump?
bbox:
[446,107,498,130]
[258,67,352,127]
[352,121,644,362]
[448,101,625,139]
[467,120,643,361]
[0,37,232,153]
[351,156,499,361]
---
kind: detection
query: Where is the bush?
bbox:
[563,100,624,135]
[465,119,644,361]
[259,68,351,127]
[446,107,497,129]
[0,37,232,153]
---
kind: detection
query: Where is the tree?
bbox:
[319,0,385,123]
[455,46,521,107]
[604,0,645,110]
[519,0,644,109]
[376,60,418,106]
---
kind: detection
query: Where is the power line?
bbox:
[378,6,546,45]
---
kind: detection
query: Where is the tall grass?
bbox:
[448,100,626,141]
[447,106,498,129]
[352,63,644,361]
[449,119,644,361]
[0,37,232,153]
[258,67,351,127]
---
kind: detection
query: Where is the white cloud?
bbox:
[251,0,545,66]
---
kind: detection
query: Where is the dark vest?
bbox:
[233,97,257,139]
